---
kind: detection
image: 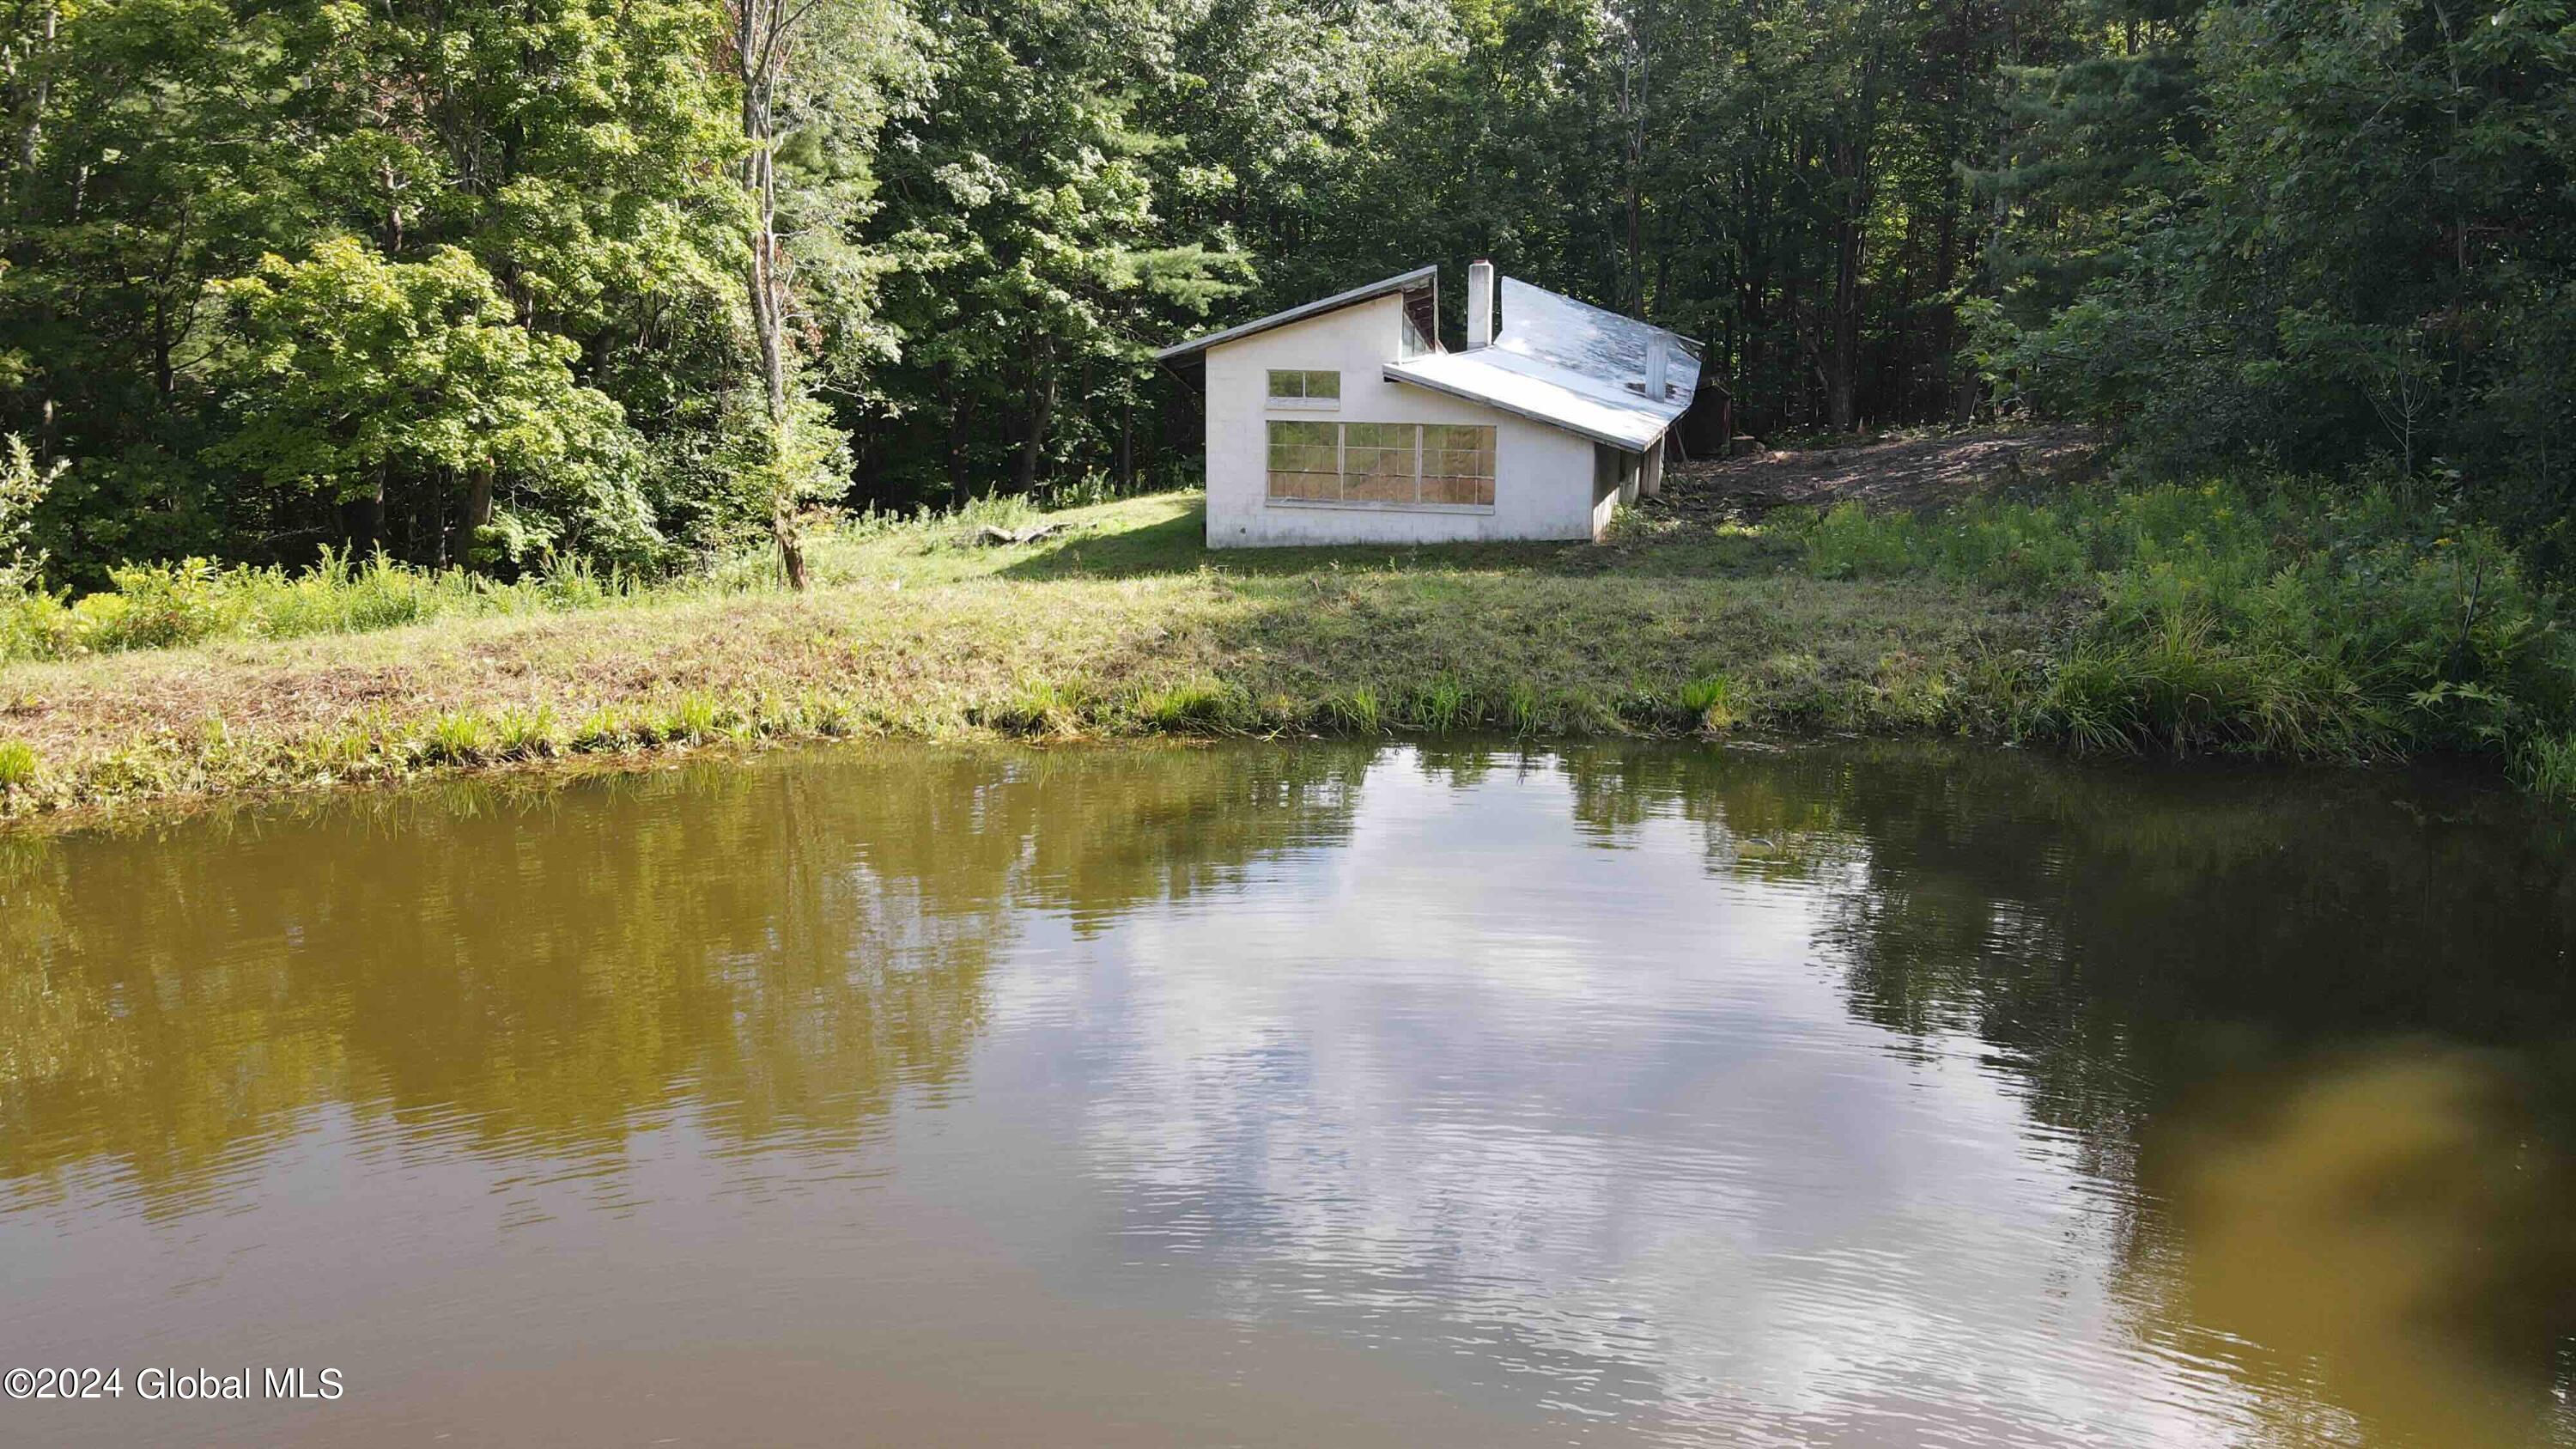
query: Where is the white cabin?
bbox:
[1156,262,1699,548]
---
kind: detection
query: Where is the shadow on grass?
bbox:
[994,498,1789,582]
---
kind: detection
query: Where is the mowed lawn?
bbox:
[0,490,2037,813]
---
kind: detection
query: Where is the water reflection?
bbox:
[0,747,1365,1213]
[2142,1047,2576,1447]
[2,742,2572,1447]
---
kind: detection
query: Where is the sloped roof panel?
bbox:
[1492,277,1702,408]
[1152,265,1438,362]
[1382,277,1699,452]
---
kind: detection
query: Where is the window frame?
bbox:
[1265,368,1342,411]
[1400,290,1437,360]
[1262,421,1496,514]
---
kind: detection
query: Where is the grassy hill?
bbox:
[0,485,2032,815]
[8,428,2573,818]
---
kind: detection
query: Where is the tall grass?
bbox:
[0,478,1188,666]
[2514,733,2576,802]
[1680,673,1753,732]
[0,548,665,663]
[0,740,36,791]
[1779,479,2576,766]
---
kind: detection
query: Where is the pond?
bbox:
[3,741,2574,1446]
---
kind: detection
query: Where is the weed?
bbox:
[570,706,631,752]
[994,679,1083,736]
[490,705,560,760]
[1133,677,1242,733]
[661,692,723,744]
[1406,675,1470,734]
[417,711,492,765]
[799,691,858,738]
[1325,686,1383,735]
[2516,733,2576,801]
[14,477,2576,814]
[1679,673,1751,732]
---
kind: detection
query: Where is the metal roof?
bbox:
[1152,265,1439,362]
[1385,277,1699,452]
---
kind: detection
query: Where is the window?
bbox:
[1266,369,1341,409]
[1419,424,1498,506]
[1265,420,1339,501]
[1264,423,1496,509]
[1401,290,1437,359]
[1341,423,1416,503]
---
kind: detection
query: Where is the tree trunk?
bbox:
[771,496,806,590]
[9,2,54,198]
[1014,366,1056,496]
[1119,392,1133,491]
[736,0,806,590]
[1826,61,1880,434]
[342,472,386,557]
[450,464,494,568]
[941,361,976,507]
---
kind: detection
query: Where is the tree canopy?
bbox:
[0,0,2568,584]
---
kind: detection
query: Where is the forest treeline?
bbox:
[0,0,2569,586]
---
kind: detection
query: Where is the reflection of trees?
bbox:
[0,746,1365,1212]
[2136,1046,2576,1448]
[1553,742,2576,1133]
[1552,740,2576,1445]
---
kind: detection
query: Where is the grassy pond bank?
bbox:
[5,433,2573,819]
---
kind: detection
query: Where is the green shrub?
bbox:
[0,435,62,597]
[77,559,248,651]
[0,740,37,790]
[0,591,69,661]
[253,548,462,637]
[1782,478,2576,776]
[0,539,673,664]
[1787,502,1922,581]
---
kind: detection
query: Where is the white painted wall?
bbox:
[1200,295,1601,548]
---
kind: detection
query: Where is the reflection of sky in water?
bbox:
[5,743,2572,1448]
[1017,757,2258,1446]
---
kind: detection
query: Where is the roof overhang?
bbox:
[1154,265,1438,363]
[1382,350,1686,453]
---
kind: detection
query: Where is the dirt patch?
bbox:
[1649,426,2102,524]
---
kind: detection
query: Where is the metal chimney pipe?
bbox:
[1646,332,1668,400]
[1467,259,1494,350]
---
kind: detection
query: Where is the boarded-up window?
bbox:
[1419,424,1498,505]
[1266,421,1339,501]
[1264,423,1497,508]
[1341,423,1416,503]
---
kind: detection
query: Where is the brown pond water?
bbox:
[3,741,2575,1447]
